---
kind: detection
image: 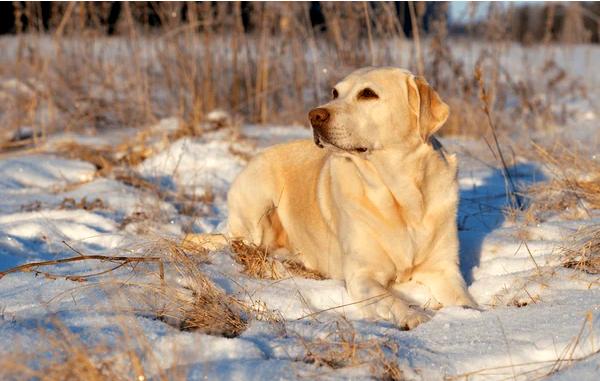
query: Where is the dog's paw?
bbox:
[437,290,479,310]
[388,302,430,330]
[396,309,430,330]
[455,294,479,309]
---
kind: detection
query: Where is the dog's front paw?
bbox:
[454,293,479,309]
[436,289,479,310]
[388,302,430,330]
[397,309,429,330]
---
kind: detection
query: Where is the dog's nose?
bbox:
[309,108,330,129]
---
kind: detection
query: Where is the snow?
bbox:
[137,137,245,197]
[1,122,599,379]
[0,154,95,189]
[1,68,600,379]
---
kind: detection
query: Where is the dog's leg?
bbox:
[345,267,429,330]
[411,264,477,308]
[228,203,284,250]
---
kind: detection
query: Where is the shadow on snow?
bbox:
[458,163,546,285]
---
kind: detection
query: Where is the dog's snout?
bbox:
[309,108,330,129]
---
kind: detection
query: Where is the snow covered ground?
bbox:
[0,113,599,380]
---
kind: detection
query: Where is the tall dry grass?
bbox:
[0,2,593,149]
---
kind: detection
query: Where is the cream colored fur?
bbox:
[189,67,476,329]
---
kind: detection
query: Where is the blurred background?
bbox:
[0,1,598,148]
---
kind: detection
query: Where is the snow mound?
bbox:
[137,137,245,196]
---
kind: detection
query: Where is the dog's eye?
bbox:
[332,88,339,99]
[357,88,379,100]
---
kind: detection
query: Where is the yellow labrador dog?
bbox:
[216,67,476,329]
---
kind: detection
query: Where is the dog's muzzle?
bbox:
[308,107,368,153]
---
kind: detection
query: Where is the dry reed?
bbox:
[0,2,591,147]
[137,238,249,338]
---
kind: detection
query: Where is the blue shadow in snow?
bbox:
[458,163,546,285]
[0,234,111,272]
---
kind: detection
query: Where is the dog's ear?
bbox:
[407,75,449,141]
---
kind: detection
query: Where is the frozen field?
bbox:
[0,109,599,380]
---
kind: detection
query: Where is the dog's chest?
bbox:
[329,156,426,230]
[327,155,438,265]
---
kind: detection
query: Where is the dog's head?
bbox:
[309,67,449,153]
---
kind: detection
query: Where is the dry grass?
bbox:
[136,238,249,338]
[297,318,404,380]
[0,235,339,380]
[519,143,600,223]
[561,226,600,275]
[0,2,591,146]
[0,237,262,380]
[54,141,119,175]
[52,118,197,174]
[182,235,325,279]
[0,321,132,381]
[230,239,324,280]
[504,142,600,285]
[49,119,236,231]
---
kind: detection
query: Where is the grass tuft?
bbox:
[141,238,249,338]
[230,239,324,280]
[297,318,404,380]
[561,226,600,275]
[515,143,600,223]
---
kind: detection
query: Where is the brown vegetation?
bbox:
[0,321,132,381]
[562,227,600,275]
[230,239,324,280]
[520,143,600,223]
[0,2,592,148]
[297,318,404,380]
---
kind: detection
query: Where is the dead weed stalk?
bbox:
[297,318,404,380]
